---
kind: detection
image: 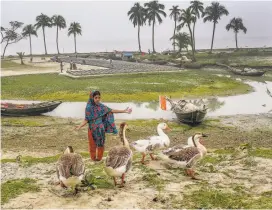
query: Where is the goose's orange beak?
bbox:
[164,125,171,132]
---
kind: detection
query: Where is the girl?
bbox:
[75,90,132,161]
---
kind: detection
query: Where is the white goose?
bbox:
[131,123,171,164]
[160,133,208,179]
[104,122,132,187]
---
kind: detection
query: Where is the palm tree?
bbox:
[203,2,229,52]
[170,32,190,53]
[144,0,166,53]
[127,2,146,52]
[169,5,181,51]
[16,52,25,65]
[177,8,196,59]
[226,17,247,49]
[68,22,82,53]
[52,15,66,54]
[35,13,52,55]
[189,0,204,52]
[22,24,37,61]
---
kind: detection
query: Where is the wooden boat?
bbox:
[230,69,266,76]
[174,110,207,125]
[1,101,62,116]
[166,97,207,125]
[216,63,266,76]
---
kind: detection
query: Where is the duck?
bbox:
[104,122,132,187]
[130,123,171,164]
[56,146,85,190]
[160,133,208,179]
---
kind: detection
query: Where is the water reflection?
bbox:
[206,98,225,112]
[2,81,272,120]
[145,101,159,111]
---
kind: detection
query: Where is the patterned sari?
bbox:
[85,91,118,148]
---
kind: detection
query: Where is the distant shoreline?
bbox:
[2,46,272,57]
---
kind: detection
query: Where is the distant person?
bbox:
[75,90,132,161]
[70,61,73,70]
[110,59,113,67]
[60,61,64,73]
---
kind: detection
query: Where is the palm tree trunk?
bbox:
[74,33,77,53]
[29,34,32,62]
[152,20,155,53]
[210,22,216,52]
[173,19,176,51]
[2,42,9,57]
[188,24,195,61]
[138,25,141,52]
[192,21,196,52]
[235,32,238,49]
[42,27,47,55]
[56,26,59,54]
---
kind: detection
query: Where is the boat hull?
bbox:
[1,101,62,117]
[174,110,207,125]
[231,71,266,76]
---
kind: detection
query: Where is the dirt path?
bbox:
[1,58,106,77]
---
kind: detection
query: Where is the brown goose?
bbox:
[104,122,132,187]
[160,133,208,179]
[56,146,85,188]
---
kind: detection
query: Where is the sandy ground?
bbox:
[1,114,272,209]
[1,57,107,77]
[1,146,271,209]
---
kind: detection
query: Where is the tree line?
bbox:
[1,13,82,58]
[128,0,247,59]
[1,1,248,59]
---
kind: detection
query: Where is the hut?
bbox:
[122,52,133,60]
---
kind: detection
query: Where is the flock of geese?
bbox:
[56,122,208,190]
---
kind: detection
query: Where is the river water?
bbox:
[2,81,272,120]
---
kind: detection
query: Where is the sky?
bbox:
[1,0,272,55]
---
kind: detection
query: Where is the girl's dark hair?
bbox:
[93,91,101,97]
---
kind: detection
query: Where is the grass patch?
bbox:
[1,154,61,166]
[1,118,45,127]
[199,155,224,165]
[1,178,40,204]
[86,162,114,189]
[250,148,272,159]
[0,152,93,166]
[1,71,251,102]
[136,164,165,191]
[179,187,270,209]
[1,60,33,69]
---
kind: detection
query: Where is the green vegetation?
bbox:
[1,178,40,204]
[136,164,165,191]
[1,152,91,166]
[250,148,272,159]
[136,51,272,67]
[199,155,224,164]
[86,162,114,189]
[177,187,272,209]
[1,60,33,69]
[1,71,251,102]
[1,154,61,166]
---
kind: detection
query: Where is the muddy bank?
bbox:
[1,114,271,158]
[1,141,272,209]
[1,115,272,209]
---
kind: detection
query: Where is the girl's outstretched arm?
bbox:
[111,107,132,114]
